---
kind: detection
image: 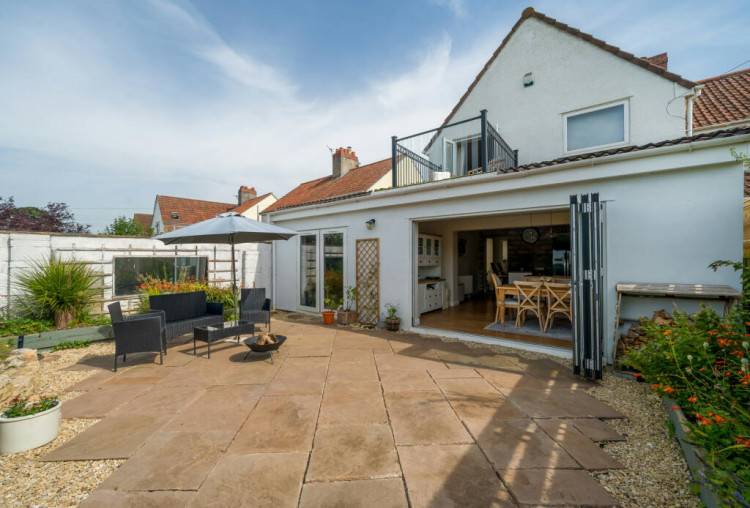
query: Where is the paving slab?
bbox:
[330,348,375,363]
[499,388,624,419]
[334,333,392,353]
[477,368,553,389]
[43,414,173,461]
[568,418,626,442]
[98,430,231,491]
[375,354,441,371]
[385,391,472,445]
[63,353,149,371]
[429,366,481,378]
[229,394,320,453]
[79,489,195,507]
[327,359,379,382]
[437,351,525,372]
[435,378,525,420]
[158,358,227,387]
[306,424,400,482]
[188,452,308,508]
[65,370,117,392]
[101,375,167,386]
[212,359,280,385]
[380,369,439,392]
[299,478,408,508]
[62,384,152,418]
[265,357,329,396]
[110,386,204,416]
[534,419,624,471]
[464,418,578,470]
[398,444,516,507]
[498,468,618,506]
[318,380,387,426]
[286,344,332,357]
[517,358,595,389]
[169,384,264,432]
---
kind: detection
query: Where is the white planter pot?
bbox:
[0,400,61,454]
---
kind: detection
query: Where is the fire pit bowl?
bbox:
[242,335,286,363]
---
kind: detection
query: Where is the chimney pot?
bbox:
[238,185,257,205]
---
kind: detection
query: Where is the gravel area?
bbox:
[0,341,124,508]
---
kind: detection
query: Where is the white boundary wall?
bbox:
[0,231,272,316]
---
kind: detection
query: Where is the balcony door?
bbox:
[298,229,346,312]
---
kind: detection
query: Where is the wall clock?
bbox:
[521,227,540,244]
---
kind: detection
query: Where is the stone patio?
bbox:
[45,319,626,507]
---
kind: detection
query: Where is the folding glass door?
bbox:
[298,230,346,312]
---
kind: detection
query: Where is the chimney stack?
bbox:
[238,185,257,205]
[332,147,359,178]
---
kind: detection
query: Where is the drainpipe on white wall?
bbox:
[685,85,703,137]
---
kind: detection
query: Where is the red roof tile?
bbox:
[231,192,274,214]
[133,213,153,229]
[641,52,668,70]
[694,68,750,130]
[264,158,392,213]
[156,195,236,228]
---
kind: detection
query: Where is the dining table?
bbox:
[494,283,570,328]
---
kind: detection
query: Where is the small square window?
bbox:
[171,211,180,220]
[564,101,628,153]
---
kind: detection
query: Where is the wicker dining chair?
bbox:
[492,273,519,326]
[544,282,572,331]
[108,302,165,372]
[514,281,546,332]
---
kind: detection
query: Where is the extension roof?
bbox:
[156,195,237,227]
[263,158,392,213]
[694,68,750,130]
[437,7,696,132]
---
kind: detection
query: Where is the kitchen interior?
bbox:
[417,210,572,346]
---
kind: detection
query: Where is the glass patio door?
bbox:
[298,229,346,312]
[299,234,318,311]
[323,231,345,310]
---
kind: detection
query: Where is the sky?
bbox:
[0,0,748,232]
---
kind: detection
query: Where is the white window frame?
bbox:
[562,99,630,154]
[296,228,348,313]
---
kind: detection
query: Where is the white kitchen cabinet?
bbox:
[418,234,442,267]
[418,282,443,314]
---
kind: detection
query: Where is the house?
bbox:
[133,213,153,232]
[693,67,750,133]
[151,186,276,234]
[265,8,750,366]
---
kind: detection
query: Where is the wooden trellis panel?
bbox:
[356,239,380,325]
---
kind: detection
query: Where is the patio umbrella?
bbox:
[155,212,297,321]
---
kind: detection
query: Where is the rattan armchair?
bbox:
[240,288,271,331]
[108,302,165,372]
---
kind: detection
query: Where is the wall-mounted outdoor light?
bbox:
[523,72,534,87]
[366,219,376,230]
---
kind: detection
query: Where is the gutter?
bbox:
[266,132,750,219]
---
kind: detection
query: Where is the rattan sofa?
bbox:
[149,291,224,340]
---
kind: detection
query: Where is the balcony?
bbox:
[391,110,518,188]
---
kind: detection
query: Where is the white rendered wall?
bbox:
[428,17,691,166]
[269,141,746,360]
[0,232,272,316]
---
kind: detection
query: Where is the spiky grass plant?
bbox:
[14,258,98,329]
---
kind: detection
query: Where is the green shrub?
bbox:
[136,277,235,314]
[14,258,99,328]
[623,261,750,504]
[0,338,13,362]
[0,317,55,337]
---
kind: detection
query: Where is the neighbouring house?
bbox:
[133,213,153,232]
[151,186,276,234]
[265,8,750,366]
[693,67,750,133]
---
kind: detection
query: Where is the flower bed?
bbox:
[623,263,749,505]
[136,276,235,319]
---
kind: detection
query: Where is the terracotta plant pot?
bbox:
[386,318,400,331]
[0,400,62,454]
[321,310,336,325]
[337,310,358,325]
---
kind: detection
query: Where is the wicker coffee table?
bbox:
[193,320,254,359]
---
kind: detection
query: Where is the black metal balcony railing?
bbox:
[391,110,518,188]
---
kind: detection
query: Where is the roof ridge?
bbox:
[434,7,696,132]
[156,194,236,207]
[697,67,750,84]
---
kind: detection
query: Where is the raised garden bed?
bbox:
[1,325,113,351]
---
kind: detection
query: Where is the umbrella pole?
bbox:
[231,235,239,329]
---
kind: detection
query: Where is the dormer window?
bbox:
[171,211,180,220]
[564,100,629,153]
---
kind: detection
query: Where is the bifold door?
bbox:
[570,193,605,379]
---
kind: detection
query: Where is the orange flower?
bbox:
[663,330,672,336]
[670,406,680,411]
[688,397,697,403]
[633,373,642,378]
[714,414,726,424]
[662,386,675,394]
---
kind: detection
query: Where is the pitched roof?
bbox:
[694,68,750,129]
[155,195,236,226]
[498,126,750,174]
[231,192,274,214]
[436,8,696,133]
[133,213,153,229]
[263,158,392,213]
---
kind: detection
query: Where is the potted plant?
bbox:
[337,286,358,325]
[0,395,61,454]
[384,303,400,331]
[321,286,340,326]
